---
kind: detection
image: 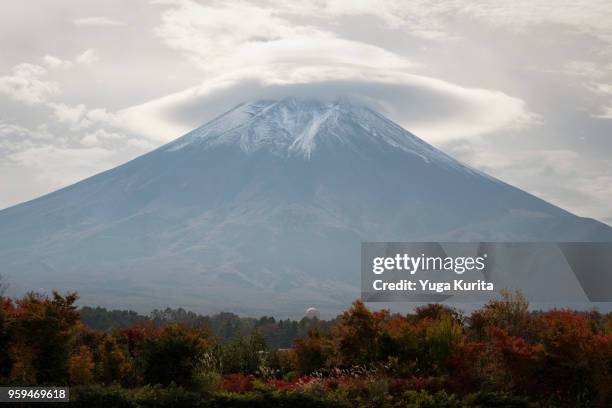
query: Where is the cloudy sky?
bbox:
[1,0,611,224]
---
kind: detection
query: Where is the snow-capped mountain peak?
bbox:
[165,98,448,163]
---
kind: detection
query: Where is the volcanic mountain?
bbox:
[1,98,611,315]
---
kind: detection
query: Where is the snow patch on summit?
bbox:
[288,107,335,159]
[163,97,490,177]
[165,99,428,157]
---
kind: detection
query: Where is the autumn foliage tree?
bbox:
[94,334,134,386]
[4,292,80,384]
[69,345,95,385]
[330,300,388,368]
[537,310,612,406]
[293,328,327,375]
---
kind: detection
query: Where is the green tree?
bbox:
[140,324,208,388]
[469,290,533,341]
[422,314,463,372]
[221,331,268,375]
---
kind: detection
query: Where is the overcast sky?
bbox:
[1,0,611,225]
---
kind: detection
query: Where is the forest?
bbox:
[0,289,611,407]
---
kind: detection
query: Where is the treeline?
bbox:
[0,290,611,407]
[80,306,334,348]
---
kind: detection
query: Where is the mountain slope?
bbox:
[1,98,611,316]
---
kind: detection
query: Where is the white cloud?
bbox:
[589,83,612,95]
[154,0,612,46]
[49,103,87,125]
[0,121,53,141]
[154,0,413,73]
[42,55,73,69]
[80,128,124,146]
[0,63,60,104]
[447,1,612,43]
[73,17,126,27]
[291,0,612,44]
[0,116,151,208]
[594,105,612,119]
[0,50,100,107]
[445,143,612,224]
[157,0,612,44]
[584,83,612,119]
[80,133,99,147]
[75,49,99,65]
[11,145,115,185]
[282,1,451,39]
[126,138,156,150]
[116,67,537,144]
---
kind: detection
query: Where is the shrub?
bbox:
[399,390,460,408]
[70,385,135,408]
[221,373,255,393]
[204,391,349,408]
[462,391,533,408]
[131,384,202,408]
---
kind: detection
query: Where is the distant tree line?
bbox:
[80,306,334,348]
